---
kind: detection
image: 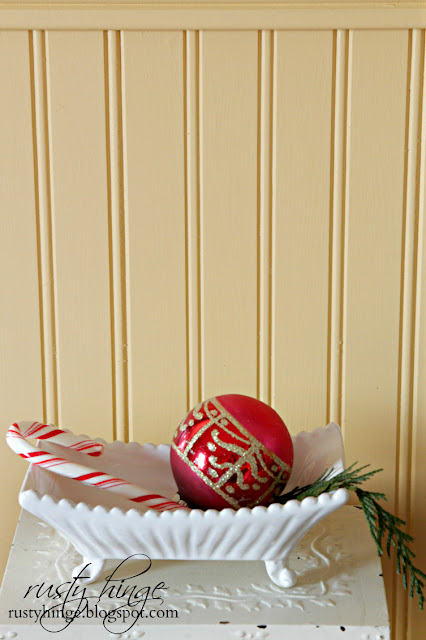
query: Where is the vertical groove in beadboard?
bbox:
[31,30,58,426]
[328,30,348,427]
[340,29,353,437]
[270,30,277,408]
[196,32,202,406]
[185,30,201,410]
[326,30,337,425]
[256,31,261,402]
[198,30,205,400]
[409,28,426,557]
[394,29,423,640]
[29,31,47,423]
[411,28,426,547]
[183,31,189,410]
[120,32,133,440]
[105,30,128,443]
[104,31,117,441]
[258,30,273,406]
[407,29,426,640]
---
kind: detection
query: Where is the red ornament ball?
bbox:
[170,394,293,510]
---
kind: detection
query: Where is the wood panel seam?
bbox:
[120,31,133,439]
[258,29,273,406]
[198,29,205,399]
[104,31,117,440]
[270,29,277,408]
[256,30,262,403]
[408,28,425,532]
[28,31,46,424]
[340,29,352,438]
[30,30,58,426]
[407,27,426,636]
[394,28,424,639]
[105,30,129,442]
[328,29,348,429]
[185,29,201,409]
[410,31,426,521]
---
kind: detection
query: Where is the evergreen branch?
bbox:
[278,461,383,502]
[356,487,425,610]
[277,462,425,610]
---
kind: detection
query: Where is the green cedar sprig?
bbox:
[277,462,426,609]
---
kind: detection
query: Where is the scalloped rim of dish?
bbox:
[87,422,341,450]
[20,423,348,519]
[21,486,350,519]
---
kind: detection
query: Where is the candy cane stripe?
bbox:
[31,457,64,466]
[18,423,103,457]
[146,501,184,511]
[130,494,166,503]
[94,478,123,487]
[74,471,104,482]
[7,421,187,512]
[25,423,49,436]
[37,429,66,440]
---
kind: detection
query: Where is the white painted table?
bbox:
[0,506,390,639]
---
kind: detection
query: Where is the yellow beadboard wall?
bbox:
[0,3,426,639]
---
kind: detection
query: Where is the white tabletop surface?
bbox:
[0,505,390,639]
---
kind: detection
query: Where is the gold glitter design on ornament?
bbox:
[172,397,291,509]
[209,398,291,507]
[175,402,207,438]
[183,421,211,457]
[208,426,269,490]
[176,413,188,435]
[193,402,204,421]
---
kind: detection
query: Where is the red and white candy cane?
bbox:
[6,421,187,512]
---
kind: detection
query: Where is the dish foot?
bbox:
[72,557,105,584]
[264,559,297,588]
